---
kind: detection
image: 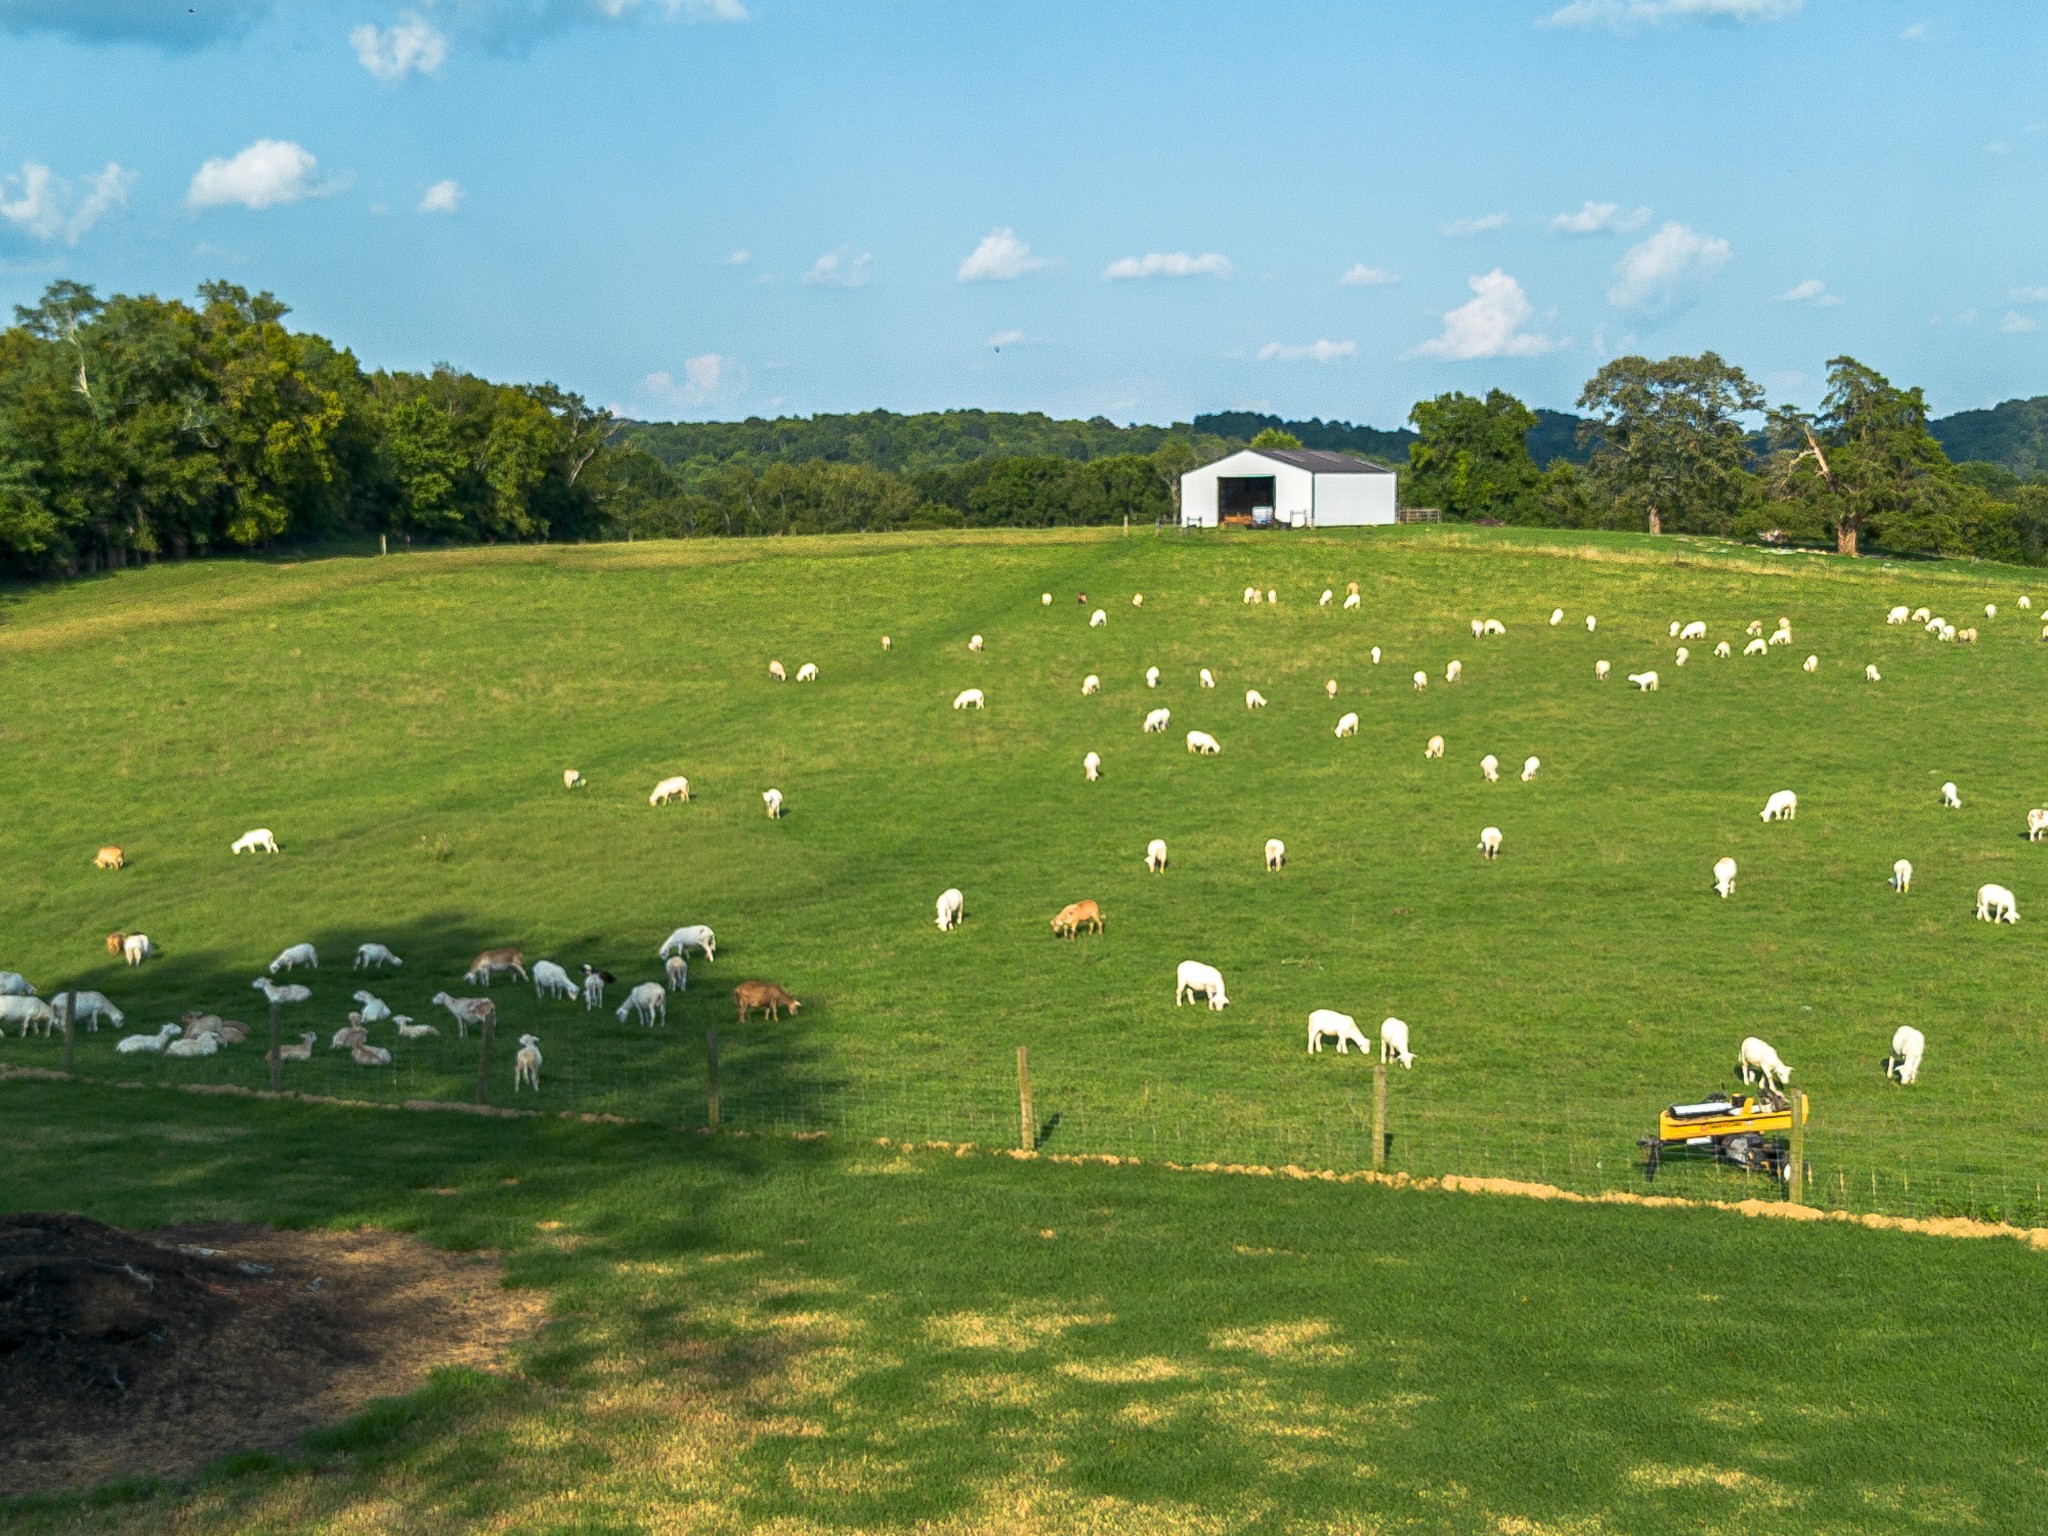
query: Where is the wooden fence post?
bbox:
[705,1030,721,1130]
[1371,1062,1387,1172]
[1787,1089,1807,1204]
[475,1012,494,1106]
[61,989,75,1074]
[267,999,283,1092]
[1017,1046,1034,1152]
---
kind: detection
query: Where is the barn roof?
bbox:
[1246,448,1395,475]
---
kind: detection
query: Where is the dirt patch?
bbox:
[0,1213,545,1497]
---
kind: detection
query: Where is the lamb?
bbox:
[532,960,579,1001]
[1320,589,1334,607]
[251,978,312,1005]
[121,933,156,966]
[1885,1025,1926,1085]
[2023,596,2034,610]
[660,925,716,963]
[1714,856,1738,899]
[1143,707,1171,733]
[1425,735,1445,759]
[1445,659,1463,683]
[1174,960,1229,1010]
[1866,664,1882,682]
[1627,671,1659,691]
[1668,621,1681,638]
[1090,609,1107,628]
[1482,619,1505,637]
[969,634,984,652]
[1986,603,1998,619]
[1940,782,1961,809]
[796,663,818,682]
[1744,638,1767,656]
[581,966,614,1010]
[1131,593,1143,607]
[1265,838,1286,872]
[1680,621,1706,641]
[665,954,689,992]
[1146,666,1160,688]
[1958,627,1978,644]
[1480,754,1499,783]
[0,972,34,996]
[1146,839,1168,873]
[564,769,586,789]
[1344,593,1361,611]
[1379,1017,1415,1067]
[2029,809,2048,842]
[351,989,393,1022]
[1714,641,1732,658]
[118,1024,182,1054]
[48,991,122,1031]
[351,1042,393,1067]
[649,776,691,806]
[269,943,317,974]
[165,1033,220,1059]
[514,1034,542,1091]
[353,943,402,969]
[1470,618,1484,639]
[1760,790,1798,822]
[1335,712,1360,738]
[1737,1036,1790,1092]
[1245,587,1259,605]
[1941,624,1958,643]
[1308,1009,1370,1054]
[1370,646,1382,664]
[734,981,801,1022]
[430,991,495,1038]
[1326,679,1339,699]
[1550,608,1564,626]
[936,887,965,931]
[617,982,667,1027]
[465,948,529,988]
[2,997,57,1036]
[1892,859,1913,893]
[1042,593,1053,605]
[395,1018,439,1040]
[1520,756,1540,783]
[1747,619,1766,635]
[1266,589,1277,605]
[1802,654,1818,673]
[231,828,280,855]
[1199,668,1215,689]
[1245,689,1266,709]
[1595,660,1611,681]
[763,788,784,819]
[1675,647,1689,667]
[1412,671,1428,691]
[769,660,787,681]
[1051,899,1103,939]
[1082,675,1101,696]
[1911,607,1931,623]
[1084,751,1102,782]
[1585,615,1597,632]
[331,1019,368,1051]
[95,845,125,871]
[1186,730,1221,756]
[1477,826,1503,859]
[1976,883,2019,923]
[1887,606,1910,624]
[269,1031,317,1063]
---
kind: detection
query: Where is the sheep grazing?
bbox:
[1520,756,1540,783]
[1801,654,1818,673]
[430,991,495,1038]
[769,660,787,681]
[1550,608,1564,626]
[231,828,279,855]
[616,982,667,1027]
[969,634,984,652]
[1940,782,1961,809]
[1265,838,1286,872]
[1245,689,1267,709]
[1084,751,1102,782]
[1379,1017,1415,1067]
[660,925,716,963]
[1347,581,1360,597]
[251,978,312,1006]
[1470,618,1484,639]
[1412,671,1428,692]
[353,942,402,969]
[395,1018,438,1040]
[0,972,34,997]
[1483,619,1505,637]
[1675,647,1689,667]
[118,1024,183,1055]
[580,965,614,1010]
[1090,609,1107,628]
[1892,859,1913,893]
[1320,589,1334,607]
[796,663,819,682]
[1680,621,1706,641]
[952,688,986,711]
[1595,660,1611,681]
[1986,603,1999,619]
[1940,624,1958,643]
[2022,596,2033,610]
[1668,621,1681,639]
[351,989,393,1022]
[1445,659,1463,683]
[1175,960,1229,1010]
[1480,754,1500,783]
[120,933,156,967]
[1370,646,1382,664]
[1344,593,1362,611]
[95,845,125,871]
[1976,883,2019,923]
[351,1042,393,1068]
[269,943,317,974]
[1082,674,1101,696]
[881,635,892,651]
[1744,638,1767,656]
[1477,826,1503,860]
[1266,589,1277,605]
[1143,707,1171,733]
[1199,668,1216,689]
[1585,615,1597,633]
[1747,619,1765,635]
[1132,593,1143,607]
[47,991,122,1032]
[1244,586,1259,605]
[1326,679,1339,699]
[1042,593,1053,606]
[763,788,784,819]
[649,775,691,806]
[1887,605,1910,624]
[2027,808,2048,842]
[1335,713,1359,739]
[735,981,801,1022]
[514,1035,543,1091]
[1628,671,1659,691]
[1146,839,1168,873]
[1714,856,1738,899]
[1185,730,1221,756]
[563,766,587,791]
[1885,1025,1926,1085]
[1425,735,1445,759]
[1714,641,1732,659]
[665,954,689,993]
[1051,899,1102,939]
[1308,1009,1369,1054]
[1146,666,1160,688]
[165,1033,220,1059]
[465,948,529,988]
[532,961,578,1001]
[1866,664,1882,681]
[1958,627,1978,644]
[936,887,965,931]
[1,997,56,1036]
[1760,790,1798,822]
[1737,1036,1791,1092]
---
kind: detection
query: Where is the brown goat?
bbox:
[465,948,529,987]
[106,931,127,956]
[94,846,125,871]
[1050,900,1103,939]
[734,980,801,1023]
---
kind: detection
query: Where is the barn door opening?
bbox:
[1219,476,1277,528]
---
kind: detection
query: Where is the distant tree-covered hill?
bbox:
[1930,396,2048,476]
[1190,411,1413,462]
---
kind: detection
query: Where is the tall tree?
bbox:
[1576,353,1763,535]
[1405,390,1539,522]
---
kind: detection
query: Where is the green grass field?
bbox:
[3,526,2046,1215]
[5,1080,2046,1535]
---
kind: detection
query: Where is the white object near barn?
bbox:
[1178,448,1397,529]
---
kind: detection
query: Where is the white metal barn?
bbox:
[1179,447,1397,529]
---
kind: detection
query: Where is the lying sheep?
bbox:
[1380,1017,1415,1067]
[1186,730,1221,755]
[532,961,578,1001]
[1425,735,1445,759]
[1628,671,1659,691]
[353,943,402,969]
[953,688,985,710]
[1245,689,1266,709]
[395,1017,439,1040]
[1146,839,1168,873]
[231,828,279,855]
[1308,1009,1369,1054]
[268,1031,317,1063]
[251,977,312,1006]
[1892,859,1913,893]
[515,1034,543,1092]
[351,1042,393,1067]
[1335,712,1359,739]
[1480,754,1499,783]
[763,788,784,819]
[351,989,393,1022]
[1714,856,1738,899]
[1477,826,1503,860]
[269,943,317,974]
[1084,751,1101,782]
[1175,960,1229,1010]
[1976,883,2019,923]
[1265,838,1286,872]
[650,775,691,806]
[616,982,667,1027]
[166,1033,220,1059]
[1885,1025,1925,1086]
[118,1024,182,1054]
[1761,789,1798,822]
[331,1019,368,1051]
[936,887,965,931]
[1737,1036,1790,1092]
[1143,707,1171,733]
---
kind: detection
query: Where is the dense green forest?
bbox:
[2,276,2046,575]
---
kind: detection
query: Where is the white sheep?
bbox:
[1335,712,1359,738]
[165,1033,220,1059]
[1748,619,1765,635]
[1760,790,1798,822]
[2022,596,2034,610]
[1714,641,1732,658]
[1320,589,1334,607]
[1042,592,1053,606]
[1146,665,1160,688]
[1866,664,1882,682]
[2028,809,2048,842]
[649,775,691,806]
[1186,730,1221,755]
[1480,754,1499,783]
[430,991,494,1039]
[1585,615,1597,632]
[1084,751,1101,782]
[396,1018,439,1040]
[1413,671,1428,692]
[1940,781,1961,809]
[1911,607,1930,623]
[1470,618,1484,639]
[1887,606,1909,624]
[665,954,689,992]
[1379,1017,1415,1067]
[1714,856,1738,899]
[121,933,156,966]
[1,996,56,1036]
[796,663,818,682]
[1737,1036,1791,1092]
[1675,647,1689,667]
[1926,616,1945,634]
[532,961,578,1001]
[1199,668,1216,689]
[1668,621,1681,638]
[1326,679,1339,698]
[1174,960,1229,1010]
[515,1034,543,1092]
[1143,707,1171,733]
[352,1042,393,1067]
[1520,756,1540,783]
[1892,858,1913,893]
[1885,1025,1925,1085]
[1680,621,1706,641]
[1595,660,1611,681]
[1425,735,1445,759]
[1959,627,1978,644]
[251,977,312,1006]
[763,788,784,819]
[1628,671,1659,691]
[1940,624,1957,643]
[231,828,279,855]
[1244,586,1259,605]
[1090,609,1107,628]
[1308,1009,1370,1054]
[351,988,393,1022]
[1801,654,1817,673]
[1477,826,1503,860]
[660,925,716,963]
[0,972,34,996]
[1344,593,1362,611]
[330,1019,367,1051]
[269,943,317,974]
[616,982,667,1027]
[1245,689,1266,709]
[953,688,985,710]
[1483,619,1505,637]
[117,1024,182,1054]
[1266,589,1277,605]
[1744,638,1768,656]
[769,660,787,681]
[1265,838,1286,872]
[881,636,891,650]
[1146,839,1168,873]
[1986,603,1998,619]
[936,887,965,931]
[1976,883,2019,923]
[969,634,984,652]
[46,990,122,1031]
[1082,675,1101,696]
[1132,593,1143,607]
[581,965,612,1011]
[353,943,402,970]
[1550,608,1564,626]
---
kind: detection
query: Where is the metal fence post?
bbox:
[267,999,282,1092]
[61,989,75,1074]
[1017,1046,1034,1152]
[1372,1062,1387,1172]
[705,1030,720,1130]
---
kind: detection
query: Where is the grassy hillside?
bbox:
[5,1081,2044,1534]
[1,527,2045,1218]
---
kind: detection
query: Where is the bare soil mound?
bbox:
[0,1213,543,1497]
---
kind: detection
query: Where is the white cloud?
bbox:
[350,12,447,80]
[1540,0,1801,29]
[957,226,1050,282]
[2001,312,2037,334]
[642,353,734,406]
[987,329,1029,347]
[416,179,463,214]
[804,249,872,287]
[726,249,750,264]
[598,0,748,19]
[186,139,333,211]
[1257,339,1357,363]
[1776,277,1840,306]
[1337,263,1400,286]
[0,160,134,245]
[2010,286,2048,302]
[1606,220,1730,308]
[1102,250,1233,281]
[1899,22,1929,40]
[1413,269,1560,360]
[1440,212,1509,237]
[1551,199,1651,234]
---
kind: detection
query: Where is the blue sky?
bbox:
[1,0,2044,428]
